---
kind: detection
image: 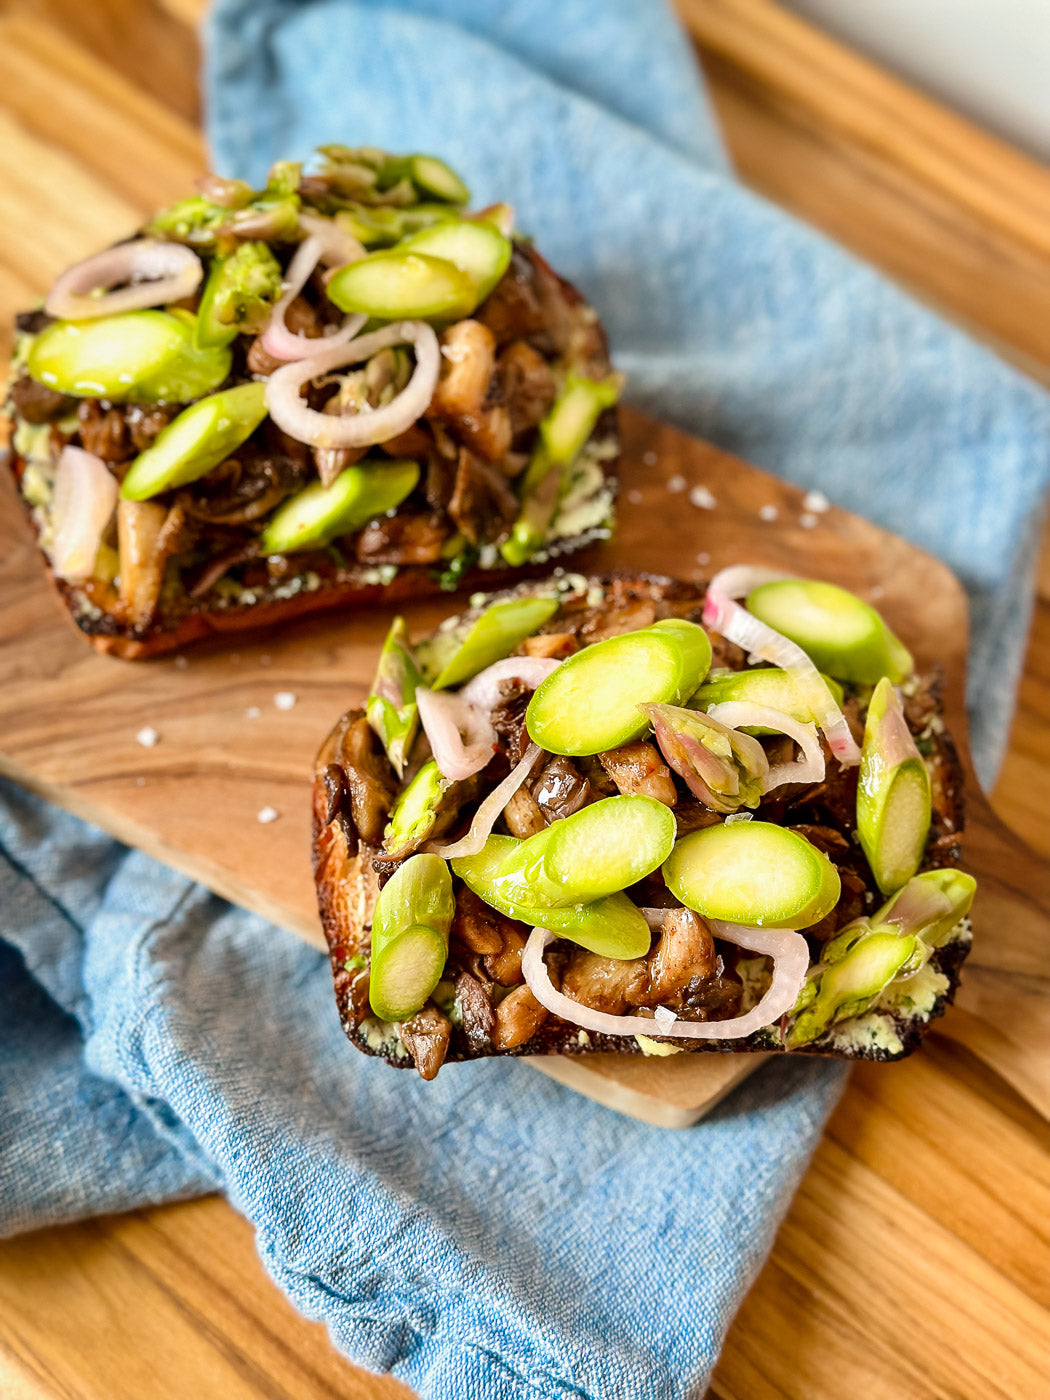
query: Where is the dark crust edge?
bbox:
[311,571,973,1070]
[7,439,619,660]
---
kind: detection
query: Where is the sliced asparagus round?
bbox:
[380,153,470,205]
[500,374,621,567]
[368,852,454,1023]
[420,595,560,690]
[327,250,476,322]
[453,835,652,960]
[367,616,423,780]
[194,241,282,349]
[691,666,844,734]
[383,759,449,859]
[857,677,932,894]
[27,310,231,403]
[259,458,419,554]
[121,382,268,500]
[526,621,712,755]
[663,820,841,928]
[745,578,912,685]
[786,930,918,1046]
[493,794,677,909]
[399,219,511,302]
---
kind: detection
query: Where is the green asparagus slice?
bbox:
[861,867,976,950]
[366,616,423,779]
[500,374,621,566]
[786,930,918,1047]
[379,153,470,205]
[691,666,844,734]
[146,195,229,248]
[27,311,231,403]
[383,759,449,858]
[526,621,712,756]
[120,383,267,500]
[368,852,455,1023]
[418,595,560,690]
[335,202,458,248]
[857,678,932,894]
[452,835,652,960]
[258,458,419,554]
[745,578,913,685]
[326,251,476,322]
[493,795,676,909]
[399,219,511,302]
[194,241,283,349]
[663,820,841,929]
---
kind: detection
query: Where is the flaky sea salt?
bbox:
[653,1005,678,1030]
[257,806,280,825]
[689,485,717,510]
[643,450,658,467]
[245,706,261,720]
[173,655,188,670]
[667,474,687,493]
[626,488,644,504]
[274,692,297,711]
[696,551,711,566]
[799,512,819,529]
[802,489,831,514]
[758,504,779,522]
[725,812,754,824]
[136,727,159,748]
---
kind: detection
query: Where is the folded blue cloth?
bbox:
[2,3,1048,1397]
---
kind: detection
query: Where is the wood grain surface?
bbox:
[1,3,1049,1399]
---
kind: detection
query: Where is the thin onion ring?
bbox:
[45,240,203,320]
[428,743,543,859]
[298,212,367,267]
[416,687,496,781]
[522,919,809,1042]
[702,565,861,766]
[259,234,366,362]
[264,321,441,449]
[50,446,119,582]
[458,656,561,713]
[704,701,825,790]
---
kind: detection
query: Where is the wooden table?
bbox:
[1,3,1049,1397]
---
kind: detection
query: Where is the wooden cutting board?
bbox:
[3,407,1046,1126]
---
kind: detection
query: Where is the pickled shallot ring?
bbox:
[458,656,561,712]
[50,446,119,582]
[416,686,496,782]
[521,921,810,1041]
[259,234,366,362]
[264,320,441,448]
[704,700,825,790]
[297,211,367,267]
[45,240,203,320]
[429,743,544,860]
[417,657,559,788]
[703,564,861,766]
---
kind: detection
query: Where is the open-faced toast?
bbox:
[6,148,619,658]
[312,572,974,1078]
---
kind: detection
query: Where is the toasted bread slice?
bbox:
[7,149,619,659]
[312,573,971,1078]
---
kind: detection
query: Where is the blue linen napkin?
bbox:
[2,2,1048,1397]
